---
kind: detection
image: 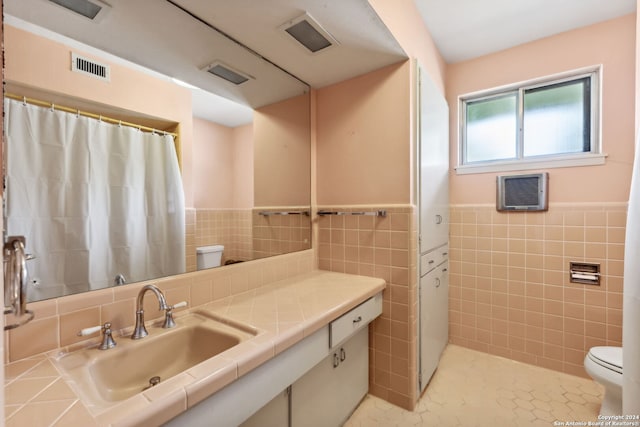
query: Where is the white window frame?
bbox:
[456,66,605,175]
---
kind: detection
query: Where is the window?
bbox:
[458,67,603,174]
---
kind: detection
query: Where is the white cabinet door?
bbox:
[291,327,368,427]
[240,388,290,427]
[419,261,449,392]
[418,63,449,254]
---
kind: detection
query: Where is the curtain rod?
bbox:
[4,93,178,138]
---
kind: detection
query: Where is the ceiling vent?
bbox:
[203,62,252,85]
[71,53,110,82]
[48,0,110,21]
[280,13,337,54]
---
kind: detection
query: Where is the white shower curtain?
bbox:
[623,131,640,414]
[4,98,185,297]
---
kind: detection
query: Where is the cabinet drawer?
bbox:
[329,292,382,348]
[420,244,449,276]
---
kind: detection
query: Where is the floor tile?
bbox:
[345,344,603,426]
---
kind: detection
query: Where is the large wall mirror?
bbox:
[4,0,406,303]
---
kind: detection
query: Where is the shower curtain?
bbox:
[4,98,185,297]
[624,131,640,414]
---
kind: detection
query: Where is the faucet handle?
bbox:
[77,324,102,337]
[162,301,188,329]
[78,322,117,350]
[172,301,188,310]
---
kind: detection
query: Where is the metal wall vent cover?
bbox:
[48,0,110,21]
[71,53,110,82]
[203,62,252,85]
[280,12,337,54]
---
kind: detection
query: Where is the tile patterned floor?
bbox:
[345,344,604,427]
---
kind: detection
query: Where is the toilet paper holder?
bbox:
[569,262,600,285]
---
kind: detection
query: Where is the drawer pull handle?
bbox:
[352,316,362,324]
[435,278,441,288]
[428,260,435,264]
[442,252,448,256]
[340,348,346,362]
[435,214,443,224]
[333,353,340,368]
[442,268,448,273]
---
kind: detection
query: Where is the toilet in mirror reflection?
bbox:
[196,245,225,270]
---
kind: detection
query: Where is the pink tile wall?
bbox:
[4,250,314,363]
[252,208,312,260]
[449,204,625,377]
[195,209,253,264]
[317,205,418,410]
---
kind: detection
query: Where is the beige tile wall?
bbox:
[317,205,418,410]
[4,250,314,363]
[252,208,312,260]
[449,203,625,377]
[195,209,253,264]
[185,208,197,272]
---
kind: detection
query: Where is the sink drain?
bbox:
[143,376,161,391]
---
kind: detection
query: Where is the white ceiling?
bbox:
[414,0,637,64]
[9,0,634,125]
[4,0,407,126]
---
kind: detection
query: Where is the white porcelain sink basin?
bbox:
[54,312,256,407]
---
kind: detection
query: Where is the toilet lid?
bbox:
[589,346,623,374]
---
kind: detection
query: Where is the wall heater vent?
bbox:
[71,53,110,82]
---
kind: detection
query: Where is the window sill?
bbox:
[455,153,607,175]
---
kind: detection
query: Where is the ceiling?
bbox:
[4,0,407,126]
[414,0,637,64]
[7,1,635,125]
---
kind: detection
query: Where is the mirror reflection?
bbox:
[3,8,312,302]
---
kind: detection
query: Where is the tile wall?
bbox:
[449,203,626,377]
[185,208,196,272]
[194,209,253,264]
[252,208,312,261]
[317,205,418,410]
[4,250,314,363]
[189,208,312,270]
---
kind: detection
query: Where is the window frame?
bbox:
[457,66,604,175]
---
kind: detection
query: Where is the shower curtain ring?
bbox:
[22,97,26,106]
[50,103,55,112]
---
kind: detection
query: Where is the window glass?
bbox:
[523,78,589,157]
[459,70,598,170]
[466,94,517,163]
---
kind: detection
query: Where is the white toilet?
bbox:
[196,245,224,270]
[584,346,623,415]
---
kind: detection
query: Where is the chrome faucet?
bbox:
[131,284,169,340]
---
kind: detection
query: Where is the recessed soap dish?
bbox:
[569,262,600,285]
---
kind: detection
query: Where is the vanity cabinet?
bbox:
[291,327,368,427]
[241,294,381,427]
[243,328,368,427]
[168,292,382,427]
[240,387,290,427]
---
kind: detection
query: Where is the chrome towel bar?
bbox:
[258,211,310,216]
[317,210,387,217]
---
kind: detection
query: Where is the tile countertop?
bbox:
[4,270,386,427]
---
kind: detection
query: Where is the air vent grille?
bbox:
[204,62,251,85]
[71,53,110,82]
[49,0,103,20]
[281,13,337,54]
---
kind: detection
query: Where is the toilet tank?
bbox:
[196,245,224,270]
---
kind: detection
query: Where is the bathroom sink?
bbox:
[54,312,257,406]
